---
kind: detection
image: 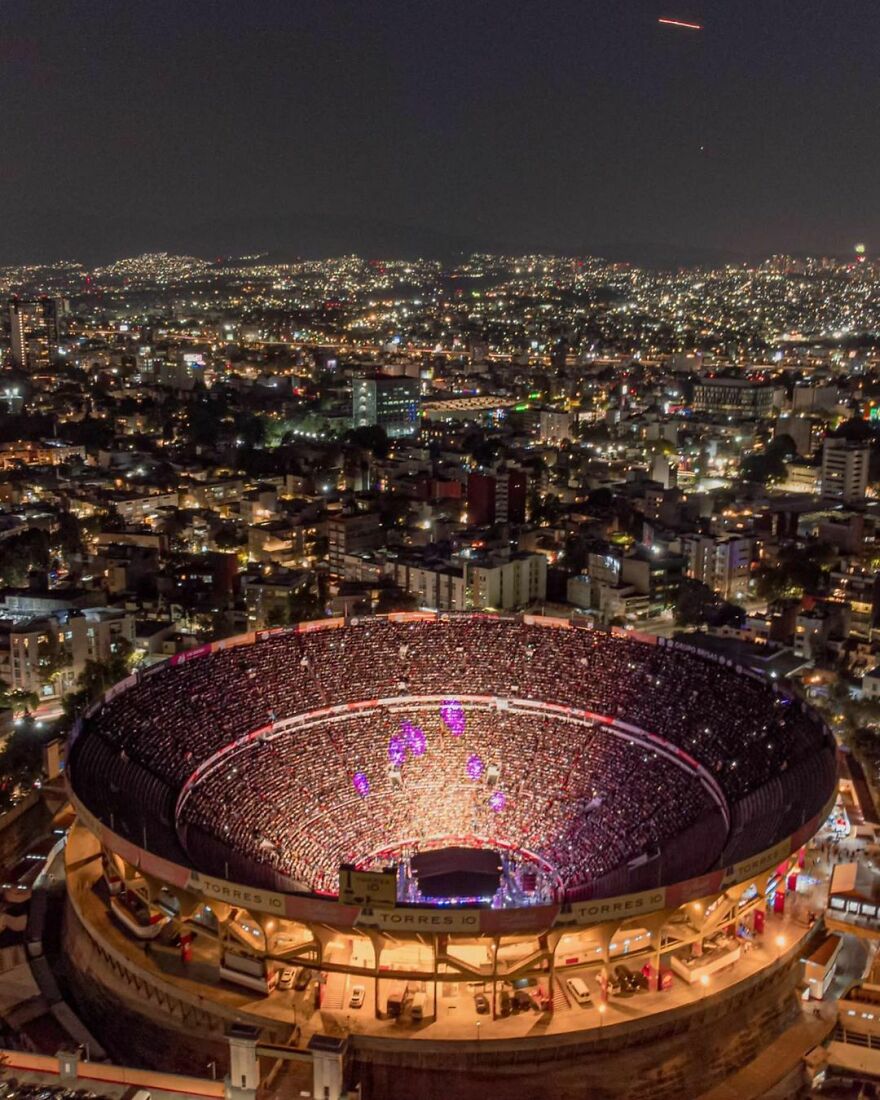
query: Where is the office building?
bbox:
[692,378,777,418]
[352,375,420,438]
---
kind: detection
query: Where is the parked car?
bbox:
[349,985,366,1008]
[474,992,490,1014]
[277,966,296,990]
[293,967,311,991]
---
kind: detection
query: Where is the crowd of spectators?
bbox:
[70,616,834,896]
[177,706,719,893]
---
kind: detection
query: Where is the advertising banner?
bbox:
[564,887,667,927]
[356,907,482,934]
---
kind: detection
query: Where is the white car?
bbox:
[277,966,296,990]
[349,985,366,1008]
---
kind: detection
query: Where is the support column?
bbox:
[225,1024,259,1100]
[432,935,439,1022]
[489,937,500,1019]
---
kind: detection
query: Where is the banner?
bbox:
[356,907,482,934]
[186,870,286,913]
[564,887,667,927]
[721,839,793,889]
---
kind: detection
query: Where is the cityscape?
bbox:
[3,2,880,1100]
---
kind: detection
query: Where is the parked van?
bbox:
[410,992,427,1021]
[386,981,407,1017]
[566,976,591,1005]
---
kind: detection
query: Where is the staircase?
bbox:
[552,975,571,1012]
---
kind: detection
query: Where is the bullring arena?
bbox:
[63,614,839,1099]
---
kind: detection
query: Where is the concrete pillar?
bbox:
[366,934,385,1019]
[489,937,500,1019]
[57,1051,79,1085]
[309,1034,348,1100]
[225,1024,260,1100]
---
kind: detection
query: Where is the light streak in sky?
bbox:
[658,17,703,30]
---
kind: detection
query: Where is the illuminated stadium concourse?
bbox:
[64,614,838,1099]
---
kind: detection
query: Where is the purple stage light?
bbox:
[489,790,506,813]
[352,772,370,797]
[401,719,426,757]
[466,754,484,781]
[440,698,466,736]
[388,736,406,767]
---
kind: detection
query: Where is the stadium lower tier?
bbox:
[63,817,830,1100]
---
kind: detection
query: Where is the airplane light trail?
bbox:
[658,17,703,30]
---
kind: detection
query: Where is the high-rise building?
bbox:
[682,534,753,602]
[352,375,420,438]
[467,469,527,527]
[8,296,69,369]
[820,437,869,504]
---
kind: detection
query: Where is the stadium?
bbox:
[62,614,838,1099]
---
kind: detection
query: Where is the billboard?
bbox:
[339,865,398,909]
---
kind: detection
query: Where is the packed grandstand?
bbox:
[68,615,837,905]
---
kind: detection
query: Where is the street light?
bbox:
[775,934,786,961]
[699,973,709,1000]
[475,1020,481,1042]
[598,1002,607,1030]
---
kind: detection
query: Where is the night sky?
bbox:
[3,0,879,264]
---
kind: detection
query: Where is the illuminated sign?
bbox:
[339,866,397,909]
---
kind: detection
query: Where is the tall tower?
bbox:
[7,297,68,369]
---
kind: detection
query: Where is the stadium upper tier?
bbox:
[68,616,837,903]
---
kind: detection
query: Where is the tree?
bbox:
[0,529,50,586]
[531,493,564,525]
[37,633,72,693]
[345,425,389,459]
[214,525,245,551]
[378,496,412,529]
[741,450,787,485]
[56,512,84,558]
[0,680,39,715]
[71,640,135,707]
[374,589,419,614]
[768,433,797,461]
[755,541,835,601]
[674,579,719,627]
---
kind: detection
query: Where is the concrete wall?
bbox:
[349,954,807,1100]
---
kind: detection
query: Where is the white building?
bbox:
[682,534,753,602]
[466,554,547,611]
[821,438,869,504]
